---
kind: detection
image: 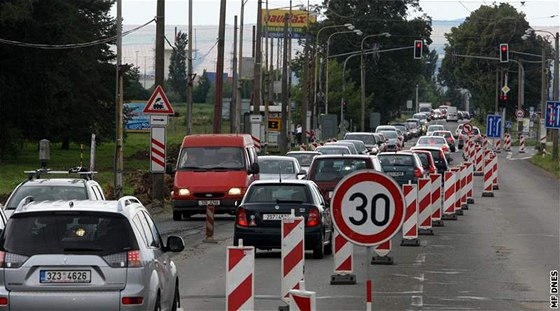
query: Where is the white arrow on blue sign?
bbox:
[545,101,560,129]
[486,115,502,138]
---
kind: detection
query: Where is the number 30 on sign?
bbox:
[331,171,405,246]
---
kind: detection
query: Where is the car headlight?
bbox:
[228,188,242,196]
[178,188,190,196]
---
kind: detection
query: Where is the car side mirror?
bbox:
[165,164,175,175]
[248,162,260,174]
[165,235,185,252]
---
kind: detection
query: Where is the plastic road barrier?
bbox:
[475,145,484,176]
[442,171,458,220]
[417,178,433,235]
[289,281,316,311]
[465,162,475,204]
[491,153,499,190]
[226,240,255,311]
[330,229,356,284]
[204,205,216,243]
[504,133,511,151]
[482,158,494,197]
[372,240,393,265]
[460,164,468,210]
[281,213,305,304]
[401,184,420,246]
[429,173,443,227]
[494,138,501,153]
[519,134,526,153]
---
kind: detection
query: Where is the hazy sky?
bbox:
[116,0,559,26]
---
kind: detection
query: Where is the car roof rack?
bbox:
[24,167,97,180]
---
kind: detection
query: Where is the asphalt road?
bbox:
[156,120,559,310]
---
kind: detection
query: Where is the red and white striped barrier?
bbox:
[366,279,372,311]
[429,173,443,226]
[401,184,420,246]
[226,241,255,311]
[465,162,475,204]
[204,205,216,243]
[451,168,463,215]
[482,158,494,197]
[460,164,468,209]
[491,153,499,190]
[397,136,404,150]
[289,281,316,311]
[330,229,356,284]
[372,240,393,264]
[417,178,433,235]
[281,214,305,304]
[474,145,484,176]
[469,140,477,163]
[504,133,511,151]
[494,138,501,153]
[464,138,472,161]
[519,134,526,153]
[482,135,489,151]
[251,135,261,153]
[299,144,307,151]
[442,171,458,220]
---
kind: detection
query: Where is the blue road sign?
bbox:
[486,115,502,138]
[505,120,512,129]
[545,101,560,129]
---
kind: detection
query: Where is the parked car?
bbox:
[315,145,351,155]
[285,151,320,173]
[432,130,457,152]
[410,146,450,174]
[377,151,426,186]
[0,197,185,310]
[307,155,381,203]
[415,136,452,160]
[233,180,332,259]
[3,168,105,218]
[258,155,306,180]
[343,132,379,154]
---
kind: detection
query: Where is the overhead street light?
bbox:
[324,29,362,115]
[360,32,391,131]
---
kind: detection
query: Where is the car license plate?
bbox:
[40,270,91,283]
[198,200,220,206]
[262,214,290,221]
[387,171,405,177]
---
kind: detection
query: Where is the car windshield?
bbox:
[345,134,375,145]
[287,153,317,166]
[310,159,369,182]
[406,121,418,128]
[380,131,397,139]
[259,159,295,174]
[418,137,447,145]
[6,185,88,209]
[316,147,350,155]
[1,212,138,256]
[433,131,452,139]
[177,147,245,170]
[379,155,414,166]
[428,125,444,131]
[245,184,310,203]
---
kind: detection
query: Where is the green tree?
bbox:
[0,0,117,154]
[168,31,188,101]
[124,66,150,100]
[438,3,551,117]
[193,70,211,103]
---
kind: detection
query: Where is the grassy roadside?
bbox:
[529,153,560,178]
[0,103,221,198]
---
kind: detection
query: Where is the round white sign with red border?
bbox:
[463,122,473,134]
[516,109,524,118]
[331,170,405,246]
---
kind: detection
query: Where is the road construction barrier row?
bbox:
[519,134,526,153]
[504,133,512,151]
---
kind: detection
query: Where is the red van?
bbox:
[169,134,260,220]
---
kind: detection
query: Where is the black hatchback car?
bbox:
[233,180,332,259]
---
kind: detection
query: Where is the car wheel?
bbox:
[173,211,182,221]
[313,233,325,259]
[154,293,161,311]
[171,282,180,311]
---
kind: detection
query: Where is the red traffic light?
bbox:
[499,43,509,63]
[414,40,422,59]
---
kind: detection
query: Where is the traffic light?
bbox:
[342,101,347,113]
[414,40,422,59]
[499,43,509,63]
[499,94,509,103]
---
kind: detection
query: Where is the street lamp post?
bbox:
[526,28,559,160]
[325,29,362,115]
[360,32,390,131]
[313,24,354,131]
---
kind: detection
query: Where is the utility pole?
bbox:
[231,15,238,133]
[186,0,193,135]
[237,0,247,133]
[252,0,263,115]
[552,32,559,160]
[114,0,124,199]
[280,13,289,154]
[152,0,165,207]
[213,0,227,133]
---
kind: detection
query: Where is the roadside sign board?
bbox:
[505,120,512,129]
[331,171,405,246]
[486,115,502,138]
[501,85,510,93]
[150,127,166,173]
[143,85,175,115]
[463,122,473,134]
[545,101,560,129]
[516,109,524,119]
[150,115,169,126]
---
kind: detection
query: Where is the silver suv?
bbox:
[3,168,106,218]
[0,197,184,311]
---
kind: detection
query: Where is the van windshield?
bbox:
[178,147,245,170]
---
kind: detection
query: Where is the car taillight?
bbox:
[122,297,144,305]
[127,250,142,267]
[0,251,29,268]
[0,297,7,306]
[237,207,249,227]
[103,250,142,268]
[429,165,436,174]
[414,167,423,177]
[307,207,320,227]
[442,145,449,152]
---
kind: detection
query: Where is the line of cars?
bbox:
[1,169,185,311]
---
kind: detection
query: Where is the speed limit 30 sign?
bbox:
[331,171,405,246]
